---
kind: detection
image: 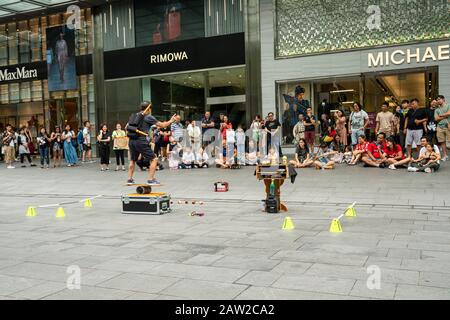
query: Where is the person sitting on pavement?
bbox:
[290,138,313,168]
[313,143,336,170]
[179,146,195,169]
[410,144,439,173]
[195,147,209,168]
[384,136,410,170]
[349,135,369,165]
[361,133,388,168]
[408,136,441,173]
[262,146,279,165]
[329,134,345,163]
[246,140,259,165]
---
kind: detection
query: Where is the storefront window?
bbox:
[275,0,450,57]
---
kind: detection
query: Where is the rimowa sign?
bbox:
[104,33,245,80]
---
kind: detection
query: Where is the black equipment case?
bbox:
[122,192,171,215]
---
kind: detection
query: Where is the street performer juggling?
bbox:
[126,101,177,185]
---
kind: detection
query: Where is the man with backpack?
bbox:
[126,101,176,185]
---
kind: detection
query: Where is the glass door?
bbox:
[49,98,80,131]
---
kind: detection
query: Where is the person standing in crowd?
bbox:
[82,121,93,163]
[361,133,387,168]
[187,120,201,154]
[404,98,428,158]
[304,107,316,151]
[112,123,128,171]
[50,126,63,168]
[201,111,215,147]
[434,95,449,161]
[426,100,438,145]
[167,136,181,170]
[384,136,410,170]
[375,102,394,138]
[250,115,263,152]
[62,124,77,167]
[408,136,441,173]
[37,128,50,169]
[398,100,410,148]
[225,125,236,164]
[393,105,403,146]
[97,124,111,171]
[17,127,36,168]
[170,114,184,143]
[24,123,35,156]
[348,102,369,148]
[290,138,313,168]
[77,127,84,159]
[293,113,305,144]
[2,124,16,169]
[334,110,347,147]
[246,140,259,165]
[320,114,331,140]
[235,125,246,165]
[220,115,232,141]
[264,112,283,157]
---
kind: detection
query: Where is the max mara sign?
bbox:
[368,44,450,68]
[0,66,38,82]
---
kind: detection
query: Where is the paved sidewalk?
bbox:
[1,162,450,300]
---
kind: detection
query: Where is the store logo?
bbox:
[150,51,189,64]
[368,45,450,67]
[0,66,38,82]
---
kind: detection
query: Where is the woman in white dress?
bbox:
[55,33,68,82]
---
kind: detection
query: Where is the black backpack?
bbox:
[127,112,146,140]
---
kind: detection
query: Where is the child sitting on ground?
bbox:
[179,146,195,169]
[343,146,353,164]
[215,146,230,169]
[262,147,279,165]
[246,140,259,165]
[195,147,209,168]
[167,136,181,170]
[412,144,439,169]
[314,143,336,170]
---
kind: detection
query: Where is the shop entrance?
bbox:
[49,98,80,131]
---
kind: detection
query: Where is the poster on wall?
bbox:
[134,0,204,47]
[46,26,78,92]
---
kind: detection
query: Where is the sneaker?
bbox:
[147,179,161,186]
[115,167,119,171]
[126,178,135,185]
[7,165,15,169]
[21,165,26,168]
[106,167,110,171]
[30,163,36,167]
[388,164,397,170]
[442,156,448,162]
[379,162,387,168]
[424,168,432,173]
[407,166,418,172]
[101,168,105,172]
[122,166,126,171]
[40,165,44,169]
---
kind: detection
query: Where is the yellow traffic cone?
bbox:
[84,199,92,208]
[282,217,295,230]
[26,207,37,217]
[55,207,66,218]
[329,219,343,233]
[344,206,357,217]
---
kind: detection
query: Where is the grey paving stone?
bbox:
[161,279,247,300]
[235,286,364,300]
[134,248,196,263]
[1,262,75,282]
[272,250,368,266]
[212,255,280,271]
[0,275,43,296]
[235,271,282,287]
[10,281,66,300]
[91,258,162,274]
[272,274,356,295]
[395,284,450,300]
[419,272,450,289]
[80,270,122,286]
[182,254,225,266]
[387,248,421,260]
[349,280,397,299]
[98,273,180,294]
[147,263,248,283]
[43,285,133,300]
[125,292,159,300]
[270,261,313,275]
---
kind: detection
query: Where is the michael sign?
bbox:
[368,44,449,67]
[150,51,188,64]
[0,66,38,82]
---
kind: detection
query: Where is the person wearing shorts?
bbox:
[303,107,316,150]
[404,98,428,158]
[127,101,176,185]
[434,95,449,161]
[348,102,369,147]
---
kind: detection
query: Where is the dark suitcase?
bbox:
[265,196,279,214]
[122,192,171,215]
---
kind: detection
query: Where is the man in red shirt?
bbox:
[384,136,411,169]
[361,133,388,168]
